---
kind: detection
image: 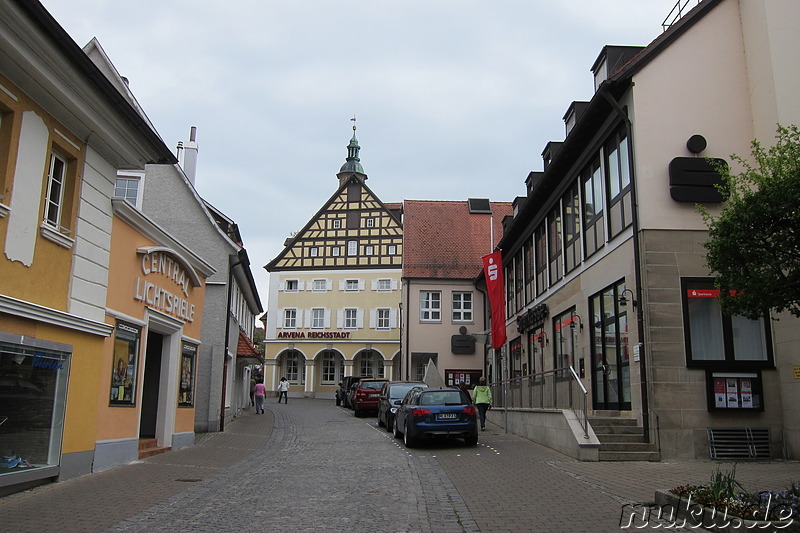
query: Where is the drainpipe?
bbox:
[599,84,650,437]
[403,279,411,380]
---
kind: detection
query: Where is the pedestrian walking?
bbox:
[277,377,290,404]
[254,378,266,414]
[471,377,492,431]
[250,375,256,406]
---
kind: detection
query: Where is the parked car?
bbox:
[393,387,478,447]
[336,375,367,407]
[377,381,428,431]
[351,378,388,417]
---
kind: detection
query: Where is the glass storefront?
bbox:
[0,337,70,477]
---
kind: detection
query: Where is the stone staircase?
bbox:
[138,438,171,460]
[589,414,661,461]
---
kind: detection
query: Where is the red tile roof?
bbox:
[237,329,262,359]
[403,200,513,279]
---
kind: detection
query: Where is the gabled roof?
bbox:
[265,174,401,271]
[236,328,262,361]
[403,200,512,280]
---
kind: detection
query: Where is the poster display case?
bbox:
[706,371,763,411]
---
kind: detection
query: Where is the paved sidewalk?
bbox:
[2,399,799,532]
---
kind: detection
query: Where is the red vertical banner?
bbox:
[482,251,507,349]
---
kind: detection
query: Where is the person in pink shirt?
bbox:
[254,379,266,414]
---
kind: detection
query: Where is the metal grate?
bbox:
[707,427,771,460]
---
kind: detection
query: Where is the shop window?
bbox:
[110,322,141,406]
[553,309,575,373]
[178,342,196,407]
[284,351,301,382]
[321,351,340,384]
[681,278,773,368]
[359,350,384,378]
[0,337,70,475]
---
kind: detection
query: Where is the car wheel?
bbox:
[403,423,416,448]
[385,414,393,432]
[353,405,361,418]
[377,411,385,427]
[464,435,478,446]
[393,417,402,438]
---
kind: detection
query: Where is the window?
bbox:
[332,246,341,256]
[377,308,390,329]
[605,128,632,238]
[548,206,562,285]
[43,152,68,229]
[589,281,632,410]
[452,292,473,322]
[284,351,301,382]
[388,245,397,255]
[582,157,605,257]
[534,224,547,295]
[365,245,374,255]
[345,279,359,291]
[682,278,772,367]
[524,240,535,304]
[178,343,196,407]
[344,308,358,329]
[321,351,340,383]
[332,219,342,229]
[110,321,140,405]
[366,218,375,228]
[311,308,325,329]
[360,350,384,378]
[420,291,441,321]
[312,279,327,292]
[285,279,299,292]
[283,308,298,329]
[514,251,524,312]
[553,309,575,372]
[114,175,141,207]
[563,182,581,273]
[347,240,358,256]
[505,263,515,317]
[377,279,392,291]
[309,247,318,257]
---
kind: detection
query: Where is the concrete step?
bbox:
[594,433,648,444]
[138,438,171,460]
[588,416,639,426]
[591,425,644,436]
[598,450,661,461]
[599,442,658,452]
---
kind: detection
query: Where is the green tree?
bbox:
[700,124,800,319]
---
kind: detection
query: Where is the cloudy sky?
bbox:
[42,0,677,309]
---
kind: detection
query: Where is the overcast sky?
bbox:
[41,0,677,311]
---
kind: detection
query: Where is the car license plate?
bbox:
[438,413,457,420]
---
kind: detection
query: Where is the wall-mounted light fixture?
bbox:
[618,288,637,308]
[569,312,583,332]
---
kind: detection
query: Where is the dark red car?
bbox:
[351,378,388,417]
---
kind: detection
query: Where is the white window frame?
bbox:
[43,152,67,229]
[365,245,374,256]
[284,279,300,292]
[366,218,375,228]
[312,279,328,292]
[452,291,473,322]
[420,291,441,322]
[114,172,143,209]
[377,279,392,292]
[344,279,359,292]
[332,219,342,229]
[311,308,325,329]
[377,308,390,329]
[347,240,358,256]
[332,246,341,256]
[285,351,301,382]
[310,247,318,257]
[344,308,358,329]
[321,351,339,384]
[388,245,397,255]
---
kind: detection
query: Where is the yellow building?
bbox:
[263,129,402,398]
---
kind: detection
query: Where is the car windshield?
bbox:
[419,391,467,406]
[390,384,422,399]
[360,381,386,390]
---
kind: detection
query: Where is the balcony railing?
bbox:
[491,366,589,439]
[662,0,702,31]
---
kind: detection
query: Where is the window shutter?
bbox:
[389,308,398,328]
[324,309,331,328]
[304,309,312,328]
[391,279,399,291]
[336,309,344,329]
[369,309,377,329]
[356,309,364,329]
[277,308,284,328]
[371,279,378,291]
[278,281,286,291]
[297,280,305,291]
[358,280,365,291]
[339,280,346,291]
[326,279,333,291]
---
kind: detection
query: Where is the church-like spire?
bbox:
[338,117,367,183]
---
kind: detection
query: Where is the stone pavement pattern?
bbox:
[2,399,800,532]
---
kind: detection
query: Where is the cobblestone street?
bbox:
[3,399,800,532]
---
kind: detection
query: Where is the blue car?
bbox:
[393,388,478,447]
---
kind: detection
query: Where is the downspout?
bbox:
[220,254,244,431]
[599,85,650,437]
[403,279,411,381]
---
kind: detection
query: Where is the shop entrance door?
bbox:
[140,332,163,438]
[590,283,632,411]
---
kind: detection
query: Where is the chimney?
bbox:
[183,126,199,185]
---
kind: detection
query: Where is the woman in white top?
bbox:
[277,377,290,404]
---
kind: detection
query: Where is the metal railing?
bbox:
[491,367,589,439]
[662,0,701,31]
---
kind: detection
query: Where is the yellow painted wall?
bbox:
[0,74,85,310]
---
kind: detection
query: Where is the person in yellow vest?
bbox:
[471,377,492,431]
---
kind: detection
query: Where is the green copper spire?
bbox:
[339,117,365,175]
